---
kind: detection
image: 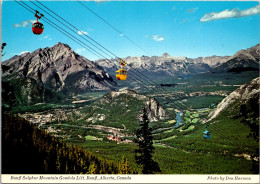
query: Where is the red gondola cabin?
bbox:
[32,22,44,35]
[32,11,44,35]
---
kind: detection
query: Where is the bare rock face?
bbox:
[208,77,260,121]
[2,42,117,93]
[143,97,168,122]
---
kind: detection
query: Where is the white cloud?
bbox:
[13,20,35,28]
[39,35,52,41]
[145,35,165,42]
[77,30,88,35]
[187,7,198,13]
[76,48,86,54]
[119,34,124,37]
[200,5,260,22]
[151,35,165,42]
[94,0,107,3]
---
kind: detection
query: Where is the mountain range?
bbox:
[95,44,259,79]
[1,43,259,107]
[2,42,116,94]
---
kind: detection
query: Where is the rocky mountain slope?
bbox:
[208,77,260,121]
[90,89,170,121]
[2,42,116,93]
[211,44,259,73]
[95,53,229,78]
[105,89,170,122]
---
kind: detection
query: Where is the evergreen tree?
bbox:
[2,113,119,174]
[88,162,99,174]
[118,156,131,174]
[240,100,259,174]
[134,108,161,174]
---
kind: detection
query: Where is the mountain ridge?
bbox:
[2,42,117,93]
[210,44,259,73]
[208,77,260,122]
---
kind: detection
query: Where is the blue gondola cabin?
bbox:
[203,130,211,139]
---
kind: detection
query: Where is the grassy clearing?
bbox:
[85,135,98,140]
[167,120,176,124]
[161,135,177,141]
[192,118,199,123]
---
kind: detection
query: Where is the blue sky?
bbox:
[1,0,260,61]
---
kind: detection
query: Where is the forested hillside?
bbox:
[2,113,132,174]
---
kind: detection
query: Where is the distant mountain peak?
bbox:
[53,42,72,50]
[211,45,259,73]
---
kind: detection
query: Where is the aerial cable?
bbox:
[200,119,251,152]
[18,1,159,97]
[206,122,249,149]
[34,0,187,110]
[34,0,118,59]
[29,0,114,60]
[19,1,166,101]
[16,0,185,113]
[19,1,116,61]
[76,0,187,108]
[77,0,149,55]
[33,0,177,104]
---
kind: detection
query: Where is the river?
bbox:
[173,111,184,128]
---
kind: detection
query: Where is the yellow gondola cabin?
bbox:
[116,59,127,80]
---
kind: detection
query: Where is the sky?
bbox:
[1,0,260,61]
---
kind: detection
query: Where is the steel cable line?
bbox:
[16,0,120,78]
[30,0,187,111]
[126,68,186,109]
[32,0,180,102]
[34,0,181,101]
[181,124,250,158]
[76,0,188,109]
[29,0,114,60]
[20,2,241,143]
[205,122,251,150]
[16,0,184,115]
[15,1,163,99]
[15,1,206,141]
[17,1,157,113]
[34,0,119,60]
[17,1,157,95]
[19,0,112,61]
[199,118,252,153]
[77,0,149,55]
